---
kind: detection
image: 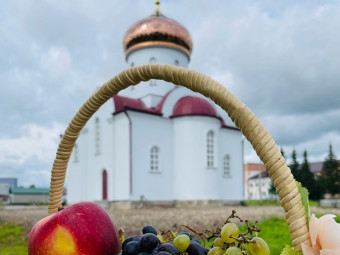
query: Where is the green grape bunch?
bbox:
[184,210,270,255]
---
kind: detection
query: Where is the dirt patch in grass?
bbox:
[0,204,339,246]
[108,205,286,237]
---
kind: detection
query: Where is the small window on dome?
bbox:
[150,58,157,86]
[150,57,156,64]
[130,62,134,67]
[174,60,179,66]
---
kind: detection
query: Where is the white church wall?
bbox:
[112,113,131,200]
[67,98,131,203]
[94,100,116,202]
[128,111,174,201]
[127,46,189,68]
[82,114,102,202]
[67,128,89,204]
[105,116,115,201]
[77,100,115,202]
[218,129,244,201]
[173,116,221,200]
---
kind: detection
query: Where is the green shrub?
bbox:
[241,200,281,206]
[241,199,319,207]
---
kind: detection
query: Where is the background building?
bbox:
[9,187,50,205]
[244,163,278,201]
[309,160,340,176]
[244,163,266,199]
[67,6,244,204]
[0,178,18,188]
[247,171,276,200]
[0,178,51,204]
[0,178,17,204]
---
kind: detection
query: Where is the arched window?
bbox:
[149,57,157,86]
[207,131,214,168]
[174,59,179,66]
[95,117,101,155]
[130,62,134,67]
[223,154,231,177]
[150,146,160,173]
[73,144,79,163]
[102,170,107,200]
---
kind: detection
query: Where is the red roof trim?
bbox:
[218,116,240,131]
[221,124,240,131]
[170,114,221,119]
[113,95,162,115]
[112,94,239,130]
[113,108,162,116]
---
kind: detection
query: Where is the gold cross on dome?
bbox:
[155,0,160,15]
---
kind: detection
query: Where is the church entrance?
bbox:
[102,169,107,200]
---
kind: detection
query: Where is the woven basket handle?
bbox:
[49,64,310,251]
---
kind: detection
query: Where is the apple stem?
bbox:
[58,206,64,211]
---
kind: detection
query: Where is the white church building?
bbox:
[67,7,244,204]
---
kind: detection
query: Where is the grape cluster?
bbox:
[119,211,270,255]
[212,224,269,255]
[203,210,270,255]
[120,225,208,255]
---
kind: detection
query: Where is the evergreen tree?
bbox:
[281,147,285,159]
[312,176,324,200]
[320,144,340,196]
[290,149,300,181]
[269,181,276,196]
[299,150,317,199]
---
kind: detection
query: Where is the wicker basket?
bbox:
[48,64,311,251]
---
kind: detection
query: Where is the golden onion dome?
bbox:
[123,13,193,59]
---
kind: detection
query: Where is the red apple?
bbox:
[28,201,120,255]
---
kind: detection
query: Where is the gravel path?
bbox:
[2,204,339,237]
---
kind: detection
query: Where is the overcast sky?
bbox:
[1,0,340,187]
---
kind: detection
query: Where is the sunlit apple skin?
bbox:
[28,201,120,255]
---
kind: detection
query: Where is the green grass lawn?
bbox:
[239,218,292,255]
[0,221,28,255]
[242,199,319,207]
